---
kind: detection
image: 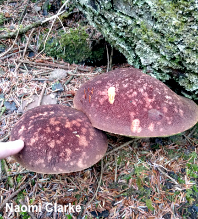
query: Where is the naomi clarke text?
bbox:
[6,203,81,213]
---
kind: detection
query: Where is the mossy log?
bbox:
[74,0,198,99]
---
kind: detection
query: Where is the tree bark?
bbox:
[74,0,198,100]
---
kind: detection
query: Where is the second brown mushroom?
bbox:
[74,67,198,138]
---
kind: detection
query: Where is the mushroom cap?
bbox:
[74,67,198,138]
[10,105,107,174]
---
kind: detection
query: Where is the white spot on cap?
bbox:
[148,123,154,131]
[131,119,141,133]
[108,87,116,104]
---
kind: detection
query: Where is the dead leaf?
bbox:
[18,94,57,113]
[49,69,67,80]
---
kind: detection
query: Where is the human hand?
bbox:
[0,140,24,159]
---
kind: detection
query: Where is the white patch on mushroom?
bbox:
[98,90,108,105]
[36,159,44,164]
[45,126,51,133]
[162,106,168,113]
[56,140,61,144]
[131,91,137,97]
[142,92,153,108]
[18,125,26,135]
[59,152,64,158]
[139,88,144,93]
[79,136,88,147]
[148,123,154,132]
[77,152,87,168]
[165,96,172,100]
[49,117,60,125]
[166,117,173,125]
[55,127,60,131]
[108,87,116,104]
[30,138,36,146]
[47,153,52,162]
[81,127,86,134]
[48,140,55,148]
[28,125,33,130]
[179,109,184,116]
[131,119,141,133]
[65,148,72,158]
[95,154,103,160]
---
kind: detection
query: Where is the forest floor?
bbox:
[0,1,198,218]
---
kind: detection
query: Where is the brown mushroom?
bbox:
[10,104,107,174]
[74,67,198,137]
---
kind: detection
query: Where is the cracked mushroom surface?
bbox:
[10,105,107,174]
[74,67,198,137]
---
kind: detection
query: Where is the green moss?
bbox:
[178,73,198,100]
[146,199,155,211]
[42,26,105,64]
[43,27,91,64]
[0,13,5,25]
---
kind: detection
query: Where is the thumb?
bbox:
[0,140,24,159]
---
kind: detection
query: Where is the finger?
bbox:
[0,140,24,159]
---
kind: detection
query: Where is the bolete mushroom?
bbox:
[10,105,107,174]
[74,67,198,137]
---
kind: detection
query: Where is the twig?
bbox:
[31,78,54,81]
[0,46,36,60]
[0,133,10,142]
[65,176,82,193]
[157,166,179,186]
[53,200,57,219]
[0,29,20,58]
[18,0,30,24]
[23,28,35,58]
[41,7,66,23]
[0,160,1,181]
[36,0,70,58]
[109,46,113,71]
[187,125,197,138]
[147,161,181,189]
[14,60,22,74]
[105,139,135,156]
[0,51,23,60]
[65,75,74,85]
[114,154,118,182]
[106,46,113,72]
[1,159,14,187]
[0,171,31,182]
[57,16,66,33]
[16,59,93,73]
[0,181,30,211]
[0,20,45,40]
[37,82,46,106]
[31,78,53,81]
[85,159,103,208]
[106,45,109,72]
[0,7,67,40]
